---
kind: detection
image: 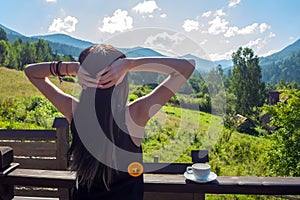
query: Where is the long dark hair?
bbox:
[68,44,128,190]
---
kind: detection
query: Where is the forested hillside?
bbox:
[0,24,84,57]
[223,39,300,84]
[260,39,300,83]
[0,28,76,71]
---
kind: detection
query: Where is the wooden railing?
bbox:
[0,147,211,200]
[0,118,69,198]
[1,163,300,200]
[0,118,69,170]
[1,118,300,200]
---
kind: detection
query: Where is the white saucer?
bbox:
[184,171,217,183]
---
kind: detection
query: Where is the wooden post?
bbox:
[191,150,209,163]
[0,146,14,200]
[52,118,70,200]
[153,156,159,163]
[53,118,69,170]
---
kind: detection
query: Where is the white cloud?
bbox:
[228,0,241,8]
[46,0,56,2]
[243,38,265,52]
[132,1,159,14]
[160,13,167,18]
[182,19,199,32]
[208,16,229,35]
[245,38,262,48]
[238,23,258,34]
[202,11,212,17]
[215,9,226,17]
[144,32,185,49]
[48,16,78,33]
[99,9,133,34]
[224,23,270,37]
[224,26,239,37]
[243,33,275,54]
[259,23,271,33]
[268,32,276,38]
[243,38,267,52]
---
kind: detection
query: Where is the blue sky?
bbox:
[1,0,300,61]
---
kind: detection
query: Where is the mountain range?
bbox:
[1,24,299,83]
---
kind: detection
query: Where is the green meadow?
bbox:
[0,67,75,98]
[0,67,271,174]
[1,67,278,199]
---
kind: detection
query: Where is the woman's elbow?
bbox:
[24,64,35,78]
[24,65,31,77]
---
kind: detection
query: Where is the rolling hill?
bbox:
[1,23,300,83]
[0,24,85,56]
[33,33,94,49]
[259,39,300,83]
[221,39,300,83]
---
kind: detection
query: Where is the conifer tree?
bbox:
[231,47,266,116]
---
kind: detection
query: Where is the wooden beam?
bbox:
[0,169,75,188]
[13,158,61,170]
[0,142,56,157]
[1,169,300,195]
[0,130,56,140]
[144,174,300,195]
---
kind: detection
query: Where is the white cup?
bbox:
[186,163,211,180]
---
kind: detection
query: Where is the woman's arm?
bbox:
[127,57,195,78]
[25,62,80,123]
[98,57,195,126]
[98,57,195,88]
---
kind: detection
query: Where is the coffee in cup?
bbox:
[186,163,211,180]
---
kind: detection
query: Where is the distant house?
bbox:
[261,91,287,133]
[268,91,280,105]
[235,114,255,133]
[268,91,289,105]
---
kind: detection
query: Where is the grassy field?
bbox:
[0,67,75,99]
[0,68,226,161]
[0,67,272,176]
[142,105,224,162]
[0,67,268,168]
[0,67,278,199]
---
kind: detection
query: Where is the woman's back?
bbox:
[71,110,143,200]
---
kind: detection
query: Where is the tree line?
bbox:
[0,27,75,70]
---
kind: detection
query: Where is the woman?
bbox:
[25,44,195,200]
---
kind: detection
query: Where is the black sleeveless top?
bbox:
[70,118,144,200]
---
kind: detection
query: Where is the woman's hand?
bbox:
[97,58,128,89]
[77,66,100,89]
[77,58,128,89]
